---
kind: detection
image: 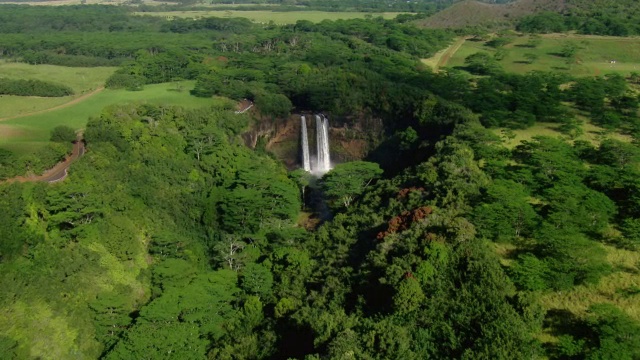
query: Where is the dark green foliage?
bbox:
[89,291,133,352]
[105,73,146,90]
[584,304,640,359]
[535,224,611,290]
[254,92,292,118]
[0,336,17,359]
[0,186,43,262]
[472,179,539,242]
[464,52,501,75]
[509,254,550,291]
[620,218,640,250]
[517,3,640,36]
[320,161,383,209]
[161,16,253,34]
[517,12,567,33]
[0,148,18,180]
[240,263,274,299]
[486,36,514,48]
[0,5,156,33]
[50,125,77,143]
[0,77,73,97]
[551,304,640,359]
[467,72,568,129]
[512,136,586,189]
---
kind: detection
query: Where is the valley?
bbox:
[0,2,640,359]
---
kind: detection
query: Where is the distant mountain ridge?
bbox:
[417,0,566,28]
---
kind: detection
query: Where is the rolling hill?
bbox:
[416,0,566,28]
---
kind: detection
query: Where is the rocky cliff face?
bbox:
[242,114,385,170]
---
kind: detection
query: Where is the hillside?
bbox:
[417,0,565,28]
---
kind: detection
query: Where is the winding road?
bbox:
[1,85,100,184]
[3,136,85,184]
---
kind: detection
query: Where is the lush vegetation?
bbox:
[0,62,116,119]
[0,81,227,177]
[518,0,640,36]
[446,34,640,77]
[1,4,640,360]
[136,10,408,24]
[136,0,456,12]
[0,78,73,97]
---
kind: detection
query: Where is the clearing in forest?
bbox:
[0,81,230,155]
[493,120,633,149]
[446,34,640,77]
[0,62,117,119]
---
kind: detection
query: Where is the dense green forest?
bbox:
[0,78,74,97]
[517,0,640,36]
[2,4,640,360]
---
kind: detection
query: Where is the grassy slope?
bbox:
[0,63,117,119]
[0,81,228,154]
[493,121,634,149]
[447,34,640,77]
[135,10,406,24]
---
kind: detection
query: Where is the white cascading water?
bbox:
[322,115,331,171]
[301,116,311,172]
[315,114,331,173]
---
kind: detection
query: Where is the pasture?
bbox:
[492,120,633,149]
[0,62,116,119]
[135,10,406,24]
[0,81,229,154]
[446,34,640,77]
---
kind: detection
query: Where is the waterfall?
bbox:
[301,116,311,172]
[315,115,331,173]
[322,115,331,171]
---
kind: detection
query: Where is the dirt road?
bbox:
[0,87,104,122]
[436,37,467,70]
[422,37,467,72]
[3,136,85,184]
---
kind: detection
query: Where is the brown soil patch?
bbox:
[0,124,27,139]
[338,139,369,159]
[437,37,467,70]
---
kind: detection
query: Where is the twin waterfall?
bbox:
[300,115,331,174]
[300,116,311,172]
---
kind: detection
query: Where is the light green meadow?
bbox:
[1,81,229,154]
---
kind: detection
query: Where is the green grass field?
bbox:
[493,120,633,149]
[447,34,640,77]
[136,10,406,24]
[0,81,229,154]
[0,62,117,119]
